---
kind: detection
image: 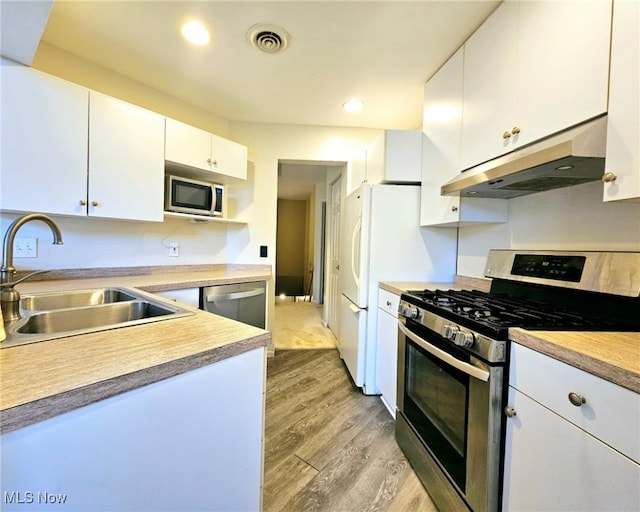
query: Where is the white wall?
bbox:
[0,214,230,271]
[224,122,380,267]
[457,181,640,277]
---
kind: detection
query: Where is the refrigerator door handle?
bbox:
[351,218,361,288]
[348,303,360,314]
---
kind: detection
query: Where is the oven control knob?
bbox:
[442,324,459,340]
[399,304,419,319]
[454,331,475,348]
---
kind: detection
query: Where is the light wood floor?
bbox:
[273,300,337,350]
[263,349,437,512]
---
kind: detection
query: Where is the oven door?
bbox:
[396,317,504,512]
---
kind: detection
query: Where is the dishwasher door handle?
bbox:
[205,288,266,302]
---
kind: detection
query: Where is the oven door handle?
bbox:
[398,321,490,382]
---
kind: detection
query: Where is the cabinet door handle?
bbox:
[451,205,458,212]
[79,200,87,206]
[91,201,100,208]
[502,131,512,139]
[504,406,517,418]
[568,392,586,407]
[386,301,392,307]
[511,126,521,135]
[601,172,617,183]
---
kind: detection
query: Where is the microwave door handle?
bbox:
[398,321,490,382]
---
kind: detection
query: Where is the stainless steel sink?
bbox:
[20,287,138,311]
[17,301,178,334]
[2,287,193,348]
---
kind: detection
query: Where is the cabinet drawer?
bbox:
[510,344,639,462]
[378,289,400,318]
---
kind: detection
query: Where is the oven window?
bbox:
[404,337,469,492]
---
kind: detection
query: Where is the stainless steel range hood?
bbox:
[441,116,607,199]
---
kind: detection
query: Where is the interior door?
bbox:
[326,176,342,338]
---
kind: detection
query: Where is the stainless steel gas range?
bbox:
[395,250,640,512]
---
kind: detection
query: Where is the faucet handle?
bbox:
[1,269,50,288]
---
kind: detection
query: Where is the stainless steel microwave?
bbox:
[165,175,224,217]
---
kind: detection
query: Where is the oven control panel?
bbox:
[511,254,586,282]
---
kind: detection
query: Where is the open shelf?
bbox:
[163,211,247,225]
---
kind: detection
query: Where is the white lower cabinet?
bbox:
[503,344,640,511]
[152,288,200,308]
[375,288,400,417]
[0,347,266,512]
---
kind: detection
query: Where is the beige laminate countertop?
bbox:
[380,279,640,394]
[0,265,272,434]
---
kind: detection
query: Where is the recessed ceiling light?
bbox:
[181,21,211,46]
[555,165,574,171]
[343,99,363,113]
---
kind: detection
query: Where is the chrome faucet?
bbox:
[1,213,64,322]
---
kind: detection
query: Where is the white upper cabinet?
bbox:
[460,0,611,171]
[365,130,423,183]
[165,118,248,181]
[1,63,89,216]
[420,48,508,227]
[603,0,640,203]
[89,92,165,222]
[1,66,165,222]
[209,132,248,180]
[460,2,519,171]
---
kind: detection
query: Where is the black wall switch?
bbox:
[260,245,268,258]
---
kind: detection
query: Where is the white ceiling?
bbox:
[2,0,500,198]
[34,0,499,131]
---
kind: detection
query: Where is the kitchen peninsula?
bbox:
[1,264,271,511]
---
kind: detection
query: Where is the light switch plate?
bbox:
[14,237,37,258]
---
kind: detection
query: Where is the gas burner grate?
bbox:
[404,288,640,332]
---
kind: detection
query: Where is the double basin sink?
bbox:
[2,287,193,349]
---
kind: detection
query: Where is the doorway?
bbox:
[274,160,345,348]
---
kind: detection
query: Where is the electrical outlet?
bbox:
[14,237,38,258]
[168,242,180,257]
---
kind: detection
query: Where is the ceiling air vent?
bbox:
[247,24,289,54]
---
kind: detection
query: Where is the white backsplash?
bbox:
[0,214,231,271]
[457,181,640,277]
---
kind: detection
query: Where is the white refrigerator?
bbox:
[338,183,457,394]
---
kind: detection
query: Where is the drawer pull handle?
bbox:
[568,392,586,407]
[386,301,392,307]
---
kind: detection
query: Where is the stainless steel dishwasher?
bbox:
[201,281,266,329]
